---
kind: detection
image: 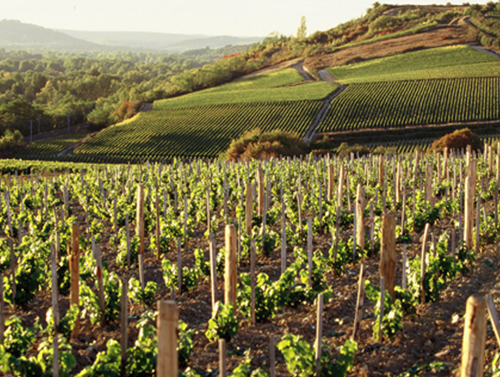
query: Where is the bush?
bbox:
[429,128,482,154]
[223,128,309,161]
[337,142,370,157]
[0,129,25,158]
[112,101,143,122]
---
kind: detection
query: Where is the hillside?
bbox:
[8,2,500,162]
[0,19,114,52]
[58,29,262,52]
[0,19,262,53]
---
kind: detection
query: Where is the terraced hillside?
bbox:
[318,45,500,140]
[72,69,334,161]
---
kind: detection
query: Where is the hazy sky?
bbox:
[3,1,490,37]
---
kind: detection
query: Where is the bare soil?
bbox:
[7,184,500,376]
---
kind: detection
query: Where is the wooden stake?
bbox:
[327,163,334,202]
[121,279,128,377]
[380,213,396,301]
[356,184,365,252]
[50,245,59,377]
[487,294,500,348]
[156,185,161,260]
[281,199,287,274]
[352,263,366,340]
[337,164,344,209]
[315,294,324,377]
[460,295,486,377]
[156,300,179,377]
[93,238,106,327]
[378,277,385,342]
[224,225,237,308]
[307,216,313,287]
[475,194,481,252]
[136,184,145,256]
[270,335,276,377]
[219,339,227,377]
[125,213,131,268]
[250,239,256,325]
[176,238,182,294]
[402,245,407,290]
[209,234,218,311]
[421,223,430,304]
[257,168,264,216]
[70,223,79,340]
[245,183,252,235]
[464,177,474,250]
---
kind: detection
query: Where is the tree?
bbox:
[297,16,307,39]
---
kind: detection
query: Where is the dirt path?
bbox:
[464,16,498,39]
[469,44,500,59]
[291,61,314,81]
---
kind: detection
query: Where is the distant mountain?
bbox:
[0,19,115,52]
[57,29,262,52]
[0,19,263,53]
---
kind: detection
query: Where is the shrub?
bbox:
[223,128,309,161]
[112,101,143,122]
[429,128,482,153]
[0,129,25,157]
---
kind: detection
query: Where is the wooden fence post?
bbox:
[460,295,486,377]
[307,217,313,288]
[225,225,237,308]
[157,300,179,377]
[337,164,345,210]
[380,214,396,301]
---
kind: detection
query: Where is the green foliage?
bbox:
[205,301,239,342]
[178,320,195,367]
[80,270,121,324]
[319,78,500,133]
[365,281,403,341]
[277,333,357,377]
[45,304,79,341]
[328,46,500,84]
[2,316,36,357]
[75,339,121,377]
[128,278,158,308]
[75,101,323,161]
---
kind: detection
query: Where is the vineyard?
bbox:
[318,77,500,132]
[0,147,500,376]
[326,45,500,84]
[73,101,323,161]
[15,134,86,160]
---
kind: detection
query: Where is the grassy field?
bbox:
[327,46,500,84]
[74,101,323,161]
[318,77,500,132]
[154,82,336,110]
[16,133,86,158]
